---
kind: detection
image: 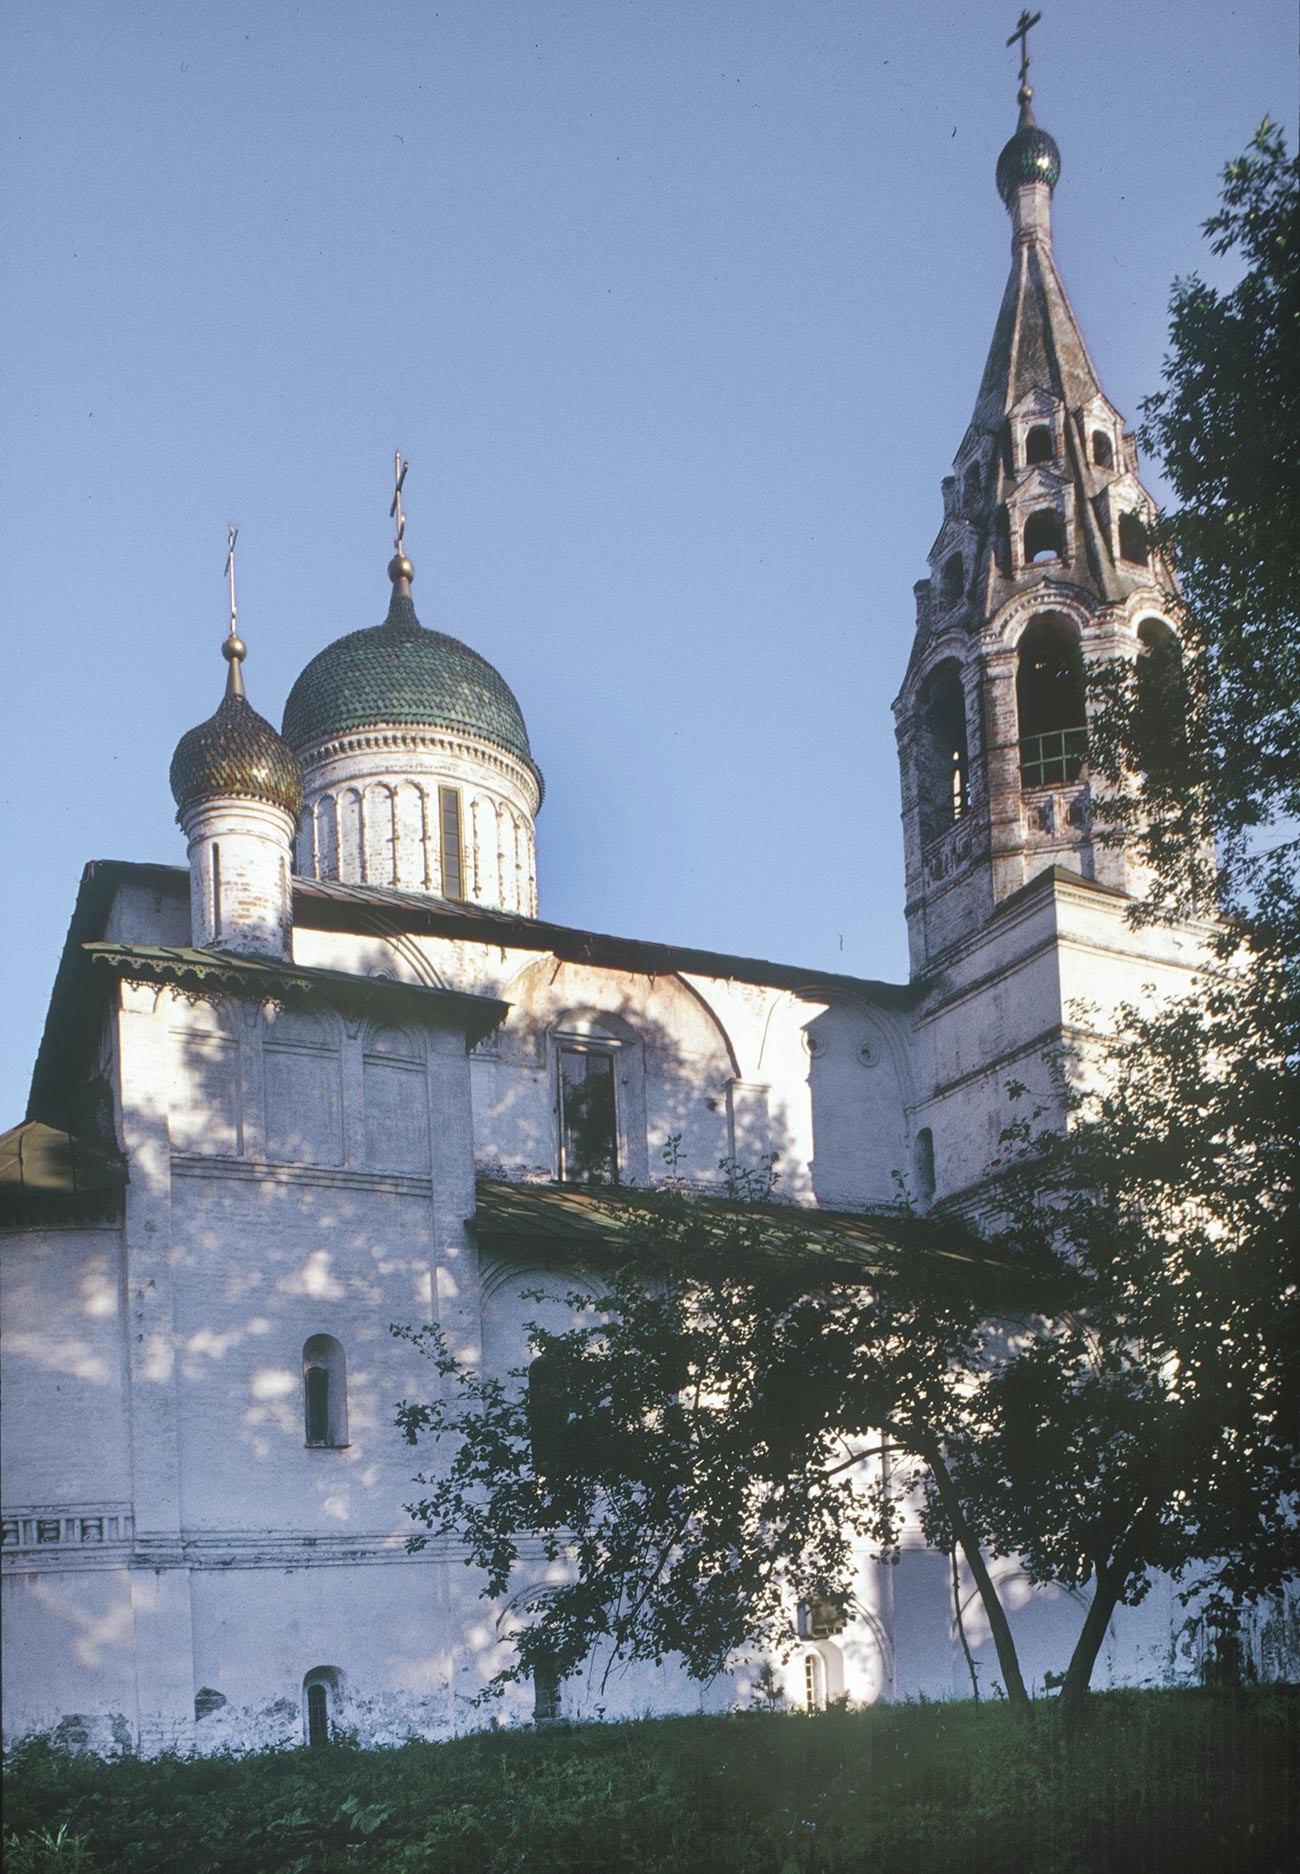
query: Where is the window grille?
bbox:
[558,1047,617,1183]
[306,1682,329,1747]
[1019,727,1088,788]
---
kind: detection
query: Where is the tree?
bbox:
[989,121,1300,1706]
[1089,119,1300,957]
[395,1164,1047,1713]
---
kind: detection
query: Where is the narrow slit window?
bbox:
[534,1659,562,1725]
[914,1128,936,1207]
[303,1335,348,1447]
[303,1667,341,1747]
[305,1367,330,1445]
[558,1047,617,1183]
[916,663,969,843]
[439,786,464,899]
[212,844,222,940]
[528,1353,571,1475]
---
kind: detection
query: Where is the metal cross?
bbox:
[224,523,239,634]
[1006,8,1042,88]
[390,452,409,554]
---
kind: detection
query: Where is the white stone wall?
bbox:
[293,729,539,914]
[180,797,297,958]
[0,864,1230,1750]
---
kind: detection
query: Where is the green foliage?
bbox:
[395,1154,1035,1700]
[1093,120,1300,952]
[4,1692,1296,1874]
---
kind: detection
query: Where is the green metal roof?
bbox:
[472,1177,997,1284]
[281,590,542,795]
[0,1120,127,1197]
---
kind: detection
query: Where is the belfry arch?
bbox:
[916,661,970,841]
[1016,614,1086,788]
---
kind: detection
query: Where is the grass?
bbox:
[4,1687,1297,1873]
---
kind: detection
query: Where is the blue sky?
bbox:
[2,0,1296,1125]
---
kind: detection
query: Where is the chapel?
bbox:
[1,65,1210,1751]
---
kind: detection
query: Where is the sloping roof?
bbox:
[82,942,508,1044]
[971,236,1104,434]
[473,1177,1000,1287]
[293,874,916,1007]
[25,862,914,1126]
[0,1121,127,1197]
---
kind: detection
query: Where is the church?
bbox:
[1,67,1211,1752]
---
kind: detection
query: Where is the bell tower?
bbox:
[893,51,1179,978]
[892,38,1210,1211]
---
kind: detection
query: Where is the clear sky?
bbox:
[2,0,1296,1125]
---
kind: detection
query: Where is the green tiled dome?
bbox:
[170,692,304,820]
[282,591,541,792]
[996,122,1061,205]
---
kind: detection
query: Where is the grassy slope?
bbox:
[4,1689,1298,1874]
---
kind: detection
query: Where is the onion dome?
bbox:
[996,91,1060,207]
[281,557,543,798]
[170,633,304,821]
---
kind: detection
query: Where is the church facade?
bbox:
[2,83,1212,1752]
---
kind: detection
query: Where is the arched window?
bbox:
[804,1651,826,1712]
[1024,509,1065,564]
[962,462,981,511]
[1134,619,1188,786]
[303,1335,348,1447]
[1119,512,1148,565]
[994,505,1012,575]
[1017,616,1087,786]
[1025,424,1053,465]
[438,786,464,898]
[916,664,969,842]
[1091,429,1113,469]
[528,1352,571,1475]
[940,552,964,608]
[303,1667,341,1747]
[533,1658,562,1725]
[913,1129,936,1207]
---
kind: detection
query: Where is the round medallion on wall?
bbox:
[857,1039,879,1069]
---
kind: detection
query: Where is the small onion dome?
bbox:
[282,560,543,800]
[170,635,304,821]
[996,95,1061,207]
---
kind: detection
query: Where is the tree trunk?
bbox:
[921,1441,1033,1713]
[1059,1564,1122,1721]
